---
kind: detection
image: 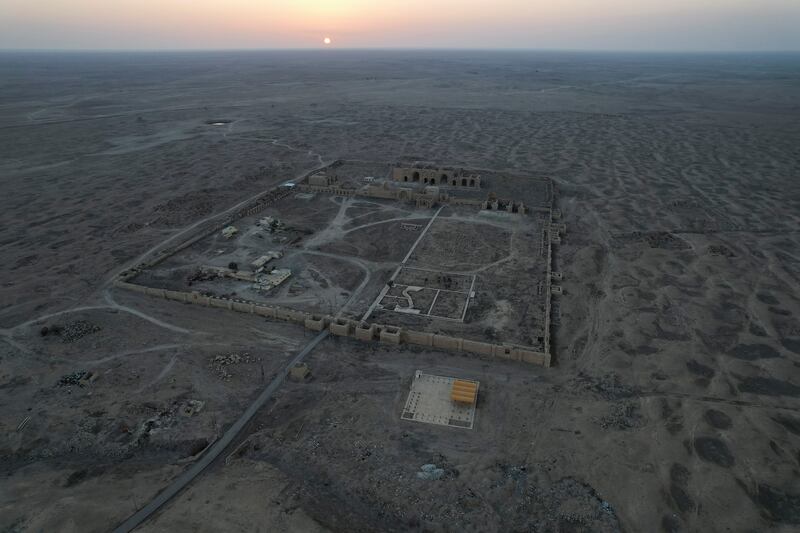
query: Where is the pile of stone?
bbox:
[57,370,96,388]
[187,269,219,284]
[597,402,642,430]
[209,351,256,380]
[61,320,102,342]
[42,320,101,343]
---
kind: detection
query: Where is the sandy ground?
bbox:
[1,51,799,532]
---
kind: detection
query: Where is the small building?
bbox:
[289,362,310,381]
[221,226,238,239]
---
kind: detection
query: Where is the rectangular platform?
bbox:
[401,371,479,429]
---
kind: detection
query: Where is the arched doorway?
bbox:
[451,179,457,186]
[469,178,475,187]
[412,171,420,182]
[461,178,467,186]
[430,177,436,185]
[403,175,408,182]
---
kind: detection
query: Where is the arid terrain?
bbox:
[1,51,800,532]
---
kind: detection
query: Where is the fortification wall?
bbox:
[113,164,554,368]
[329,319,353,337]
[113,278,550,367]
[449,197,484,208]
[392,167,481,188]
[297,184,357,197]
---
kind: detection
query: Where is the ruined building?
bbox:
[392,166,481,188]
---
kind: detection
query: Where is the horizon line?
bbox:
[2,46,800,55]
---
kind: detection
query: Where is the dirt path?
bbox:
[112,329,330,533]
[361,205,444,321]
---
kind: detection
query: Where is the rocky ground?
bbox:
[1,51,799,532]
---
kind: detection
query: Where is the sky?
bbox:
[1,0,799,51]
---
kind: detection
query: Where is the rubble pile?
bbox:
[574,372,637,400]
[57,370,95,387]
[134,398,206,447]
[187,268,219,284]
[61,320,102,342]
[597,403,642,430]
[42,320,101,343]
[209,351,257,380]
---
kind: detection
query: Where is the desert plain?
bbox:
[1,50,799,532]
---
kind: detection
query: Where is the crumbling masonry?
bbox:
[115,162,563,367]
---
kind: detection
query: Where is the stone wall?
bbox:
[114,162,554,368]
[114,280,550,367]
[391,166,481,188]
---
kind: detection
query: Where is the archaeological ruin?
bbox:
[115,161,563,367]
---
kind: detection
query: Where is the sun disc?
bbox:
[323,37,331,45]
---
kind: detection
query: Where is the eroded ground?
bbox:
[1,51,800,532]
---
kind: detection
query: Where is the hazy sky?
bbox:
[2,0,799,51]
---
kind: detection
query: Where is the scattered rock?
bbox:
[575,372,636,400]
[597,403,642,430]
[181,399,205,417]
[57,371,92,388]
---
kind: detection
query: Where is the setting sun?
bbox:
[323,37,332,45]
